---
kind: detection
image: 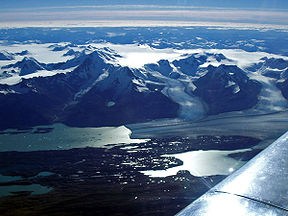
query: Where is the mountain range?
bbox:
[0,44,288,129]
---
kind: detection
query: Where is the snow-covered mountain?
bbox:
[0,51,14,60]
[3,57,45,76]
[193,65,262,115]
[248,57,288,79]
[0,42,288,129]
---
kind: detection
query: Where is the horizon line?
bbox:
[0,20,287,31]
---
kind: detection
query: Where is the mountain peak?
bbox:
[194,64,262,115]
[0,51,14,60]
[172,53,207,75]
[15,57,45,76]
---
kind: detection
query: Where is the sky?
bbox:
[1,0,288,27]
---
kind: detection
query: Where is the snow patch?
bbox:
[106,32,126,37]
[233,85,240,94]
[225,80,236,88]
[0,67,76,85]
[90,43,184,68]
[0,76,22,85]
[0,89,16,95]
[0,43,74,64]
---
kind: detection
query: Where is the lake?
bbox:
[0,124,148,152]
[0,184,52,197]
[141,149,250,178]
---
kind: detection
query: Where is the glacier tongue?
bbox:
[247,73,288,113]
[153,72,205,120]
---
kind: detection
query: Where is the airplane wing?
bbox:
[176,131,288,215]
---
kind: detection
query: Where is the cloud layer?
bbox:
[1,5,288,27]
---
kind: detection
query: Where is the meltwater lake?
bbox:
[0,172,54,198]
[141,149,250,178]
[0,184,52,198]
[0,123,148,152]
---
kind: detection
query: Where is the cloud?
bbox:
[0,20,287,32]
[0,5,288,27]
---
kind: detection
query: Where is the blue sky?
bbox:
[1,0,288,27]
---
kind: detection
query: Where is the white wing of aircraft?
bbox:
[176,131,288,215]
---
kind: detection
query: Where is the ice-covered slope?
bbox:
[0,42,288,129]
